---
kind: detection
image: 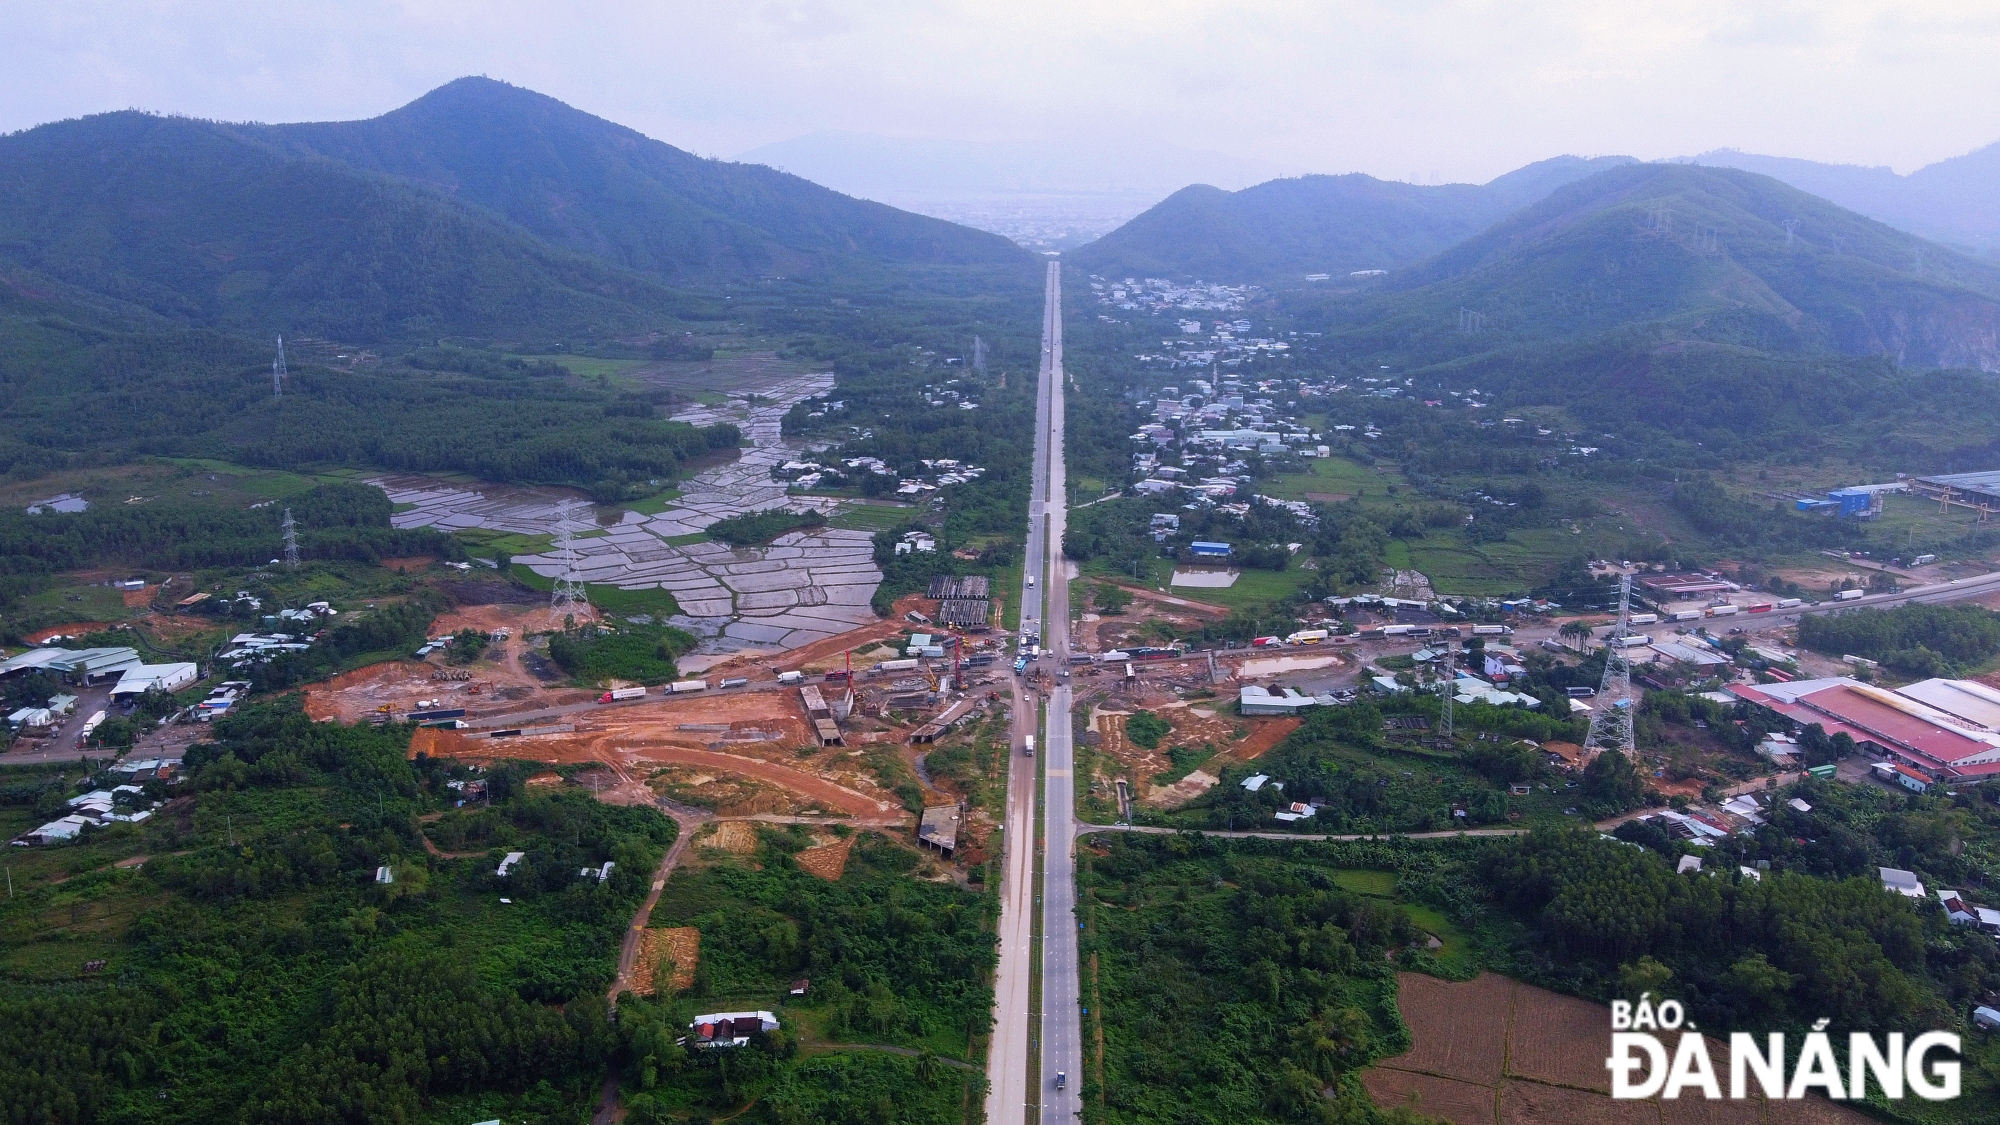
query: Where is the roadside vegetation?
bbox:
[0,700,674,1124]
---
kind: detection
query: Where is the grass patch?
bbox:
[660,531,711,547]
[1177,565,1314,610]
[506,566,683,620]
[16,581,137,623]
[507,353,650,383]
[828,502,918,533]
[1254,454,1405,503]
[706,509,826,547]
[452,527,555,559]
[1331,869,1398,897]
[621,488,685,516]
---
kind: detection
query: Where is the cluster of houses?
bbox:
[1089,276,1253,319]
[13,783,162,846]
[0,646,201,722]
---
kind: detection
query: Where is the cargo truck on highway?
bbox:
[1626,613,1658,625]
[668,679,708,693]
[1470,625,1513,636]
[875,658,921,673]
[1024,735,1035,757]
[777,671,805,685]
[1286,629,1329,645]
[1670,610,1703,621]
[718,677,749,688]
[1707,604,1740,617]
[599,687,646,703]
[1836,589,1865,601]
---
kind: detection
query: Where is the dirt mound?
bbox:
[794,834,855,880]
[630,927,700,996]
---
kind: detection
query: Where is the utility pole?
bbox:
[1583,575,1638,758]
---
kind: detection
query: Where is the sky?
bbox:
[6,0,2000,188]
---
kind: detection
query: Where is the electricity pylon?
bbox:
[549,500,589,625]
[1584,574,1638,757]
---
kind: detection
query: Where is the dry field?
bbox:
[1366,972,1876,1125]
[701,821,760,854]
[629,927,700,996]
[1089,704,1300,808]
[793,834,855,880]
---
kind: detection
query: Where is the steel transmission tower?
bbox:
[1436,649,1454,741]
[273,337,288,397]
[971,335,988,377]
[1584,574,1638,757]
[548,500,589,624]
[281,508,300,570]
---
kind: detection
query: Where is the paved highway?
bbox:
[1036,259,1083,1125]
[988,258,1066,1125]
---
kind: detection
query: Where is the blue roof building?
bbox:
[1190,541,1231,558]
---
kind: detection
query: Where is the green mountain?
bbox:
[250,77,1024,281]
[1068,156,1634,282]
[1314,163,2000,372]
[0,110,693,343]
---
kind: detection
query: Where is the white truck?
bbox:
[1471,625,1513,636]
[668,679,709,694]
[1286,629,1330,645]
[777,670,805,685]
[1835,588,1866,601]
[875,658,921,673]
[1626,613,1658,626]
[598,687,646,703]
[1707,604,1740,617]
[1670,610,1704,622]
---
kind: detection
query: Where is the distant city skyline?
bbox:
[6,1,1998,189]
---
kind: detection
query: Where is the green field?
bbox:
[452,527,557,559]
[1254,454,1405,503]
[505,565,683,620]
[1171,564,1314,610]
[1394,527,1584,596]
[621,487,685,516]
[828,501,919,533]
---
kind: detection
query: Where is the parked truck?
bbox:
[668,679,709,694]
[1470,625,1513,636]
[1626,613,1659,626]
[1776,598,1804,609]
[599,687,646,703]
[875,658,921,673]
[1707,604,1740,617]
[1670,610,1704,621]
[718,677,749,689]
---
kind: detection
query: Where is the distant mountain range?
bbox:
[1067,156,1637,282]
[0,78,1025,342]
[1680,145,2000,254]
[1311,163,2000,373]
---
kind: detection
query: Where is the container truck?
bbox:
[1381,624,1414,636]
[777,670,805,685]
[1626,613,1658,626]
[1707,604,1740,617]
[1286,629,1329,645]
[1835,589,1865,601]
[667,679,708,694]
[1609,635,1651,648]
[874,658,921,673]
[718,677,749,689]
[599,687,646,703]
[1471,625,1513,636]
[1670,610,1704,621]
[1023,735,1035,757]
[1776,598,1803,609]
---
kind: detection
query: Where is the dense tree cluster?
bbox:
[1798,602,2000,675]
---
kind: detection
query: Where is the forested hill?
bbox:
[246,77,1026,281]
[1067,155,1634,282]
[1302,162,2000,373]
[0,110,692,343]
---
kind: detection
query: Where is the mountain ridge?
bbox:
[1068,156,1637,282]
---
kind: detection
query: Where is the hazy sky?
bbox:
[6,1,1999,184]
